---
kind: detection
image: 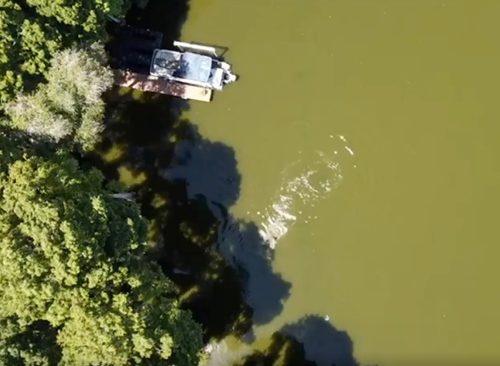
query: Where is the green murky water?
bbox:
[177,1,500,365]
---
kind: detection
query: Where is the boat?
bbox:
[149,41,237,90]
[111,26,236,101]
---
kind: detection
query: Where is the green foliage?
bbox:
[0,0,204,362]
[26,0,129,33]
[5,44,113,152]
[0,140,203,365]
[0,0,128,107]
[0,318,61,365]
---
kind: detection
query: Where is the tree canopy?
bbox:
[0,139,203,365]
[0,0,128,107]
[5,44,113,152]
[0,1,206,363]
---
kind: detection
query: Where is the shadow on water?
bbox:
[217,217,291,326]
[163,135,292,326]
[239,315,359,366]
[280,315,359,366]
[163,136,241,209]
[90,0,360,363]
[239,332,316,366]
[87,0,290,338]
[84,87,252,340]
[126,0,190,46]
[87,83,291,336]
[88,56,289,342]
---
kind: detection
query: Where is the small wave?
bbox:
[258,136,355,249]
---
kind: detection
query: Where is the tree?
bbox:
[0,0,60,106]
[0,0,128,107]
[0,139,203,365]
[25,0,129,33]
[5,44,113,152]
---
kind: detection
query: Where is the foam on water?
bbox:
[257,136,355,249]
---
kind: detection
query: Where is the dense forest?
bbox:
[0,0,206,364]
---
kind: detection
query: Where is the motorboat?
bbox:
[149,41,237,91]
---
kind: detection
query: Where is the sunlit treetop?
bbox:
[5,44,113,152]
[0,0,128,107]
[0,137,203,365]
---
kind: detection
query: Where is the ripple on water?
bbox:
[257,135,356,249]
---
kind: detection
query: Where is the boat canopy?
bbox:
[150,49,213,84]
[182,52,212,83]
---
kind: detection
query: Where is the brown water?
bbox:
[178,1,500,365]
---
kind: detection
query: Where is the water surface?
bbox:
[178,1,500,364]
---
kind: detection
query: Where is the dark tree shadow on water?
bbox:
[161,128,292,327]
[163,137,291,326]
[239,315,359,366]
[216,217,291,326]
[280,315,359,366]
[84,82,289,343]
[84,90,251,340]
[95,1,358,361]
[91,0,275,342]
[126,0,190,46]
[163,136,241,209]
[238,332,315,366]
